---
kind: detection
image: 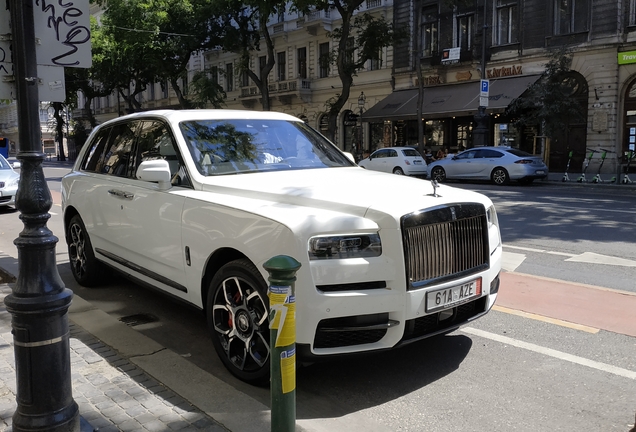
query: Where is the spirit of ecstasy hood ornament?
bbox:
[429,179,441,197]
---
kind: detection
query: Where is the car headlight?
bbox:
[486,204,499,229]
[308,233,382,260]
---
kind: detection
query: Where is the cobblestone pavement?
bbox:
[0,285,228,432]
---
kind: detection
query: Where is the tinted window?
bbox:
[374,150,388,159]
[479,149,504,158]
[82,127,112,172]
[388,149,398,157]
[100,122,139,177]
[136,121,191,187]
[401,149,420,157]
[505,149,533,157]
[456,150,478,160]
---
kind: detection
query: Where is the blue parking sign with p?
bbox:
[481,79,489,93]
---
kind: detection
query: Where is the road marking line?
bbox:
[503,245,545,253]
[462,327,636,380]
[492,305,599,333]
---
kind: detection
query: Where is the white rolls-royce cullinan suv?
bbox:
[61,110,502,385]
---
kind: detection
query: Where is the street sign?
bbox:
[480,79,490,97]
[33,0,92,68]
[479,96,489,108]
[0,4,11,99]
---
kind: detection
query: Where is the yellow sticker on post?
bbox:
[280,347,296,394]
[269,285,296,347]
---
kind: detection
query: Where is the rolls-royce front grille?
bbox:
[402,203,489,290]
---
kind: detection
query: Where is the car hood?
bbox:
[193,167,492,229]
[0,170,19,183]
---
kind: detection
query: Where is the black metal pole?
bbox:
[5,0,80,430]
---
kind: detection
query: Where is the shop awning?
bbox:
[362,74,542,122]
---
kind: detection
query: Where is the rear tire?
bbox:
[66,215,105,287]
[393,167,405,175]
[207,259,270,386]
[430,166,446,182]
[491,167,510,185]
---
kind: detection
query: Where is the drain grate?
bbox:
[119,313,159,327]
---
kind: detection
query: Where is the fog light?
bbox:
[490,274,500,294]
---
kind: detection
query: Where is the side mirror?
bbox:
[343,152,356,163]
[10,162,21,169]
[136,159,172,190]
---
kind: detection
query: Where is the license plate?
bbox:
[413,160,423,165]
[535,170,545,175]
[426,278,482,313]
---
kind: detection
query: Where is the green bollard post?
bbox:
[263,255,301,432]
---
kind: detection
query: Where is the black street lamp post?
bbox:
[5,0,84,430]
[357,92,366,161]
[472,0,490,147]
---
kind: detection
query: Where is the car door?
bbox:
[474,149,505,179]
[114,120,190,301]
[446,149,480,178]
[367,149,386,172]
[76,122,139,258]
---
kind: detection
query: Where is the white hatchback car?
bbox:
[358,146,427,176]
[62,110,502,385]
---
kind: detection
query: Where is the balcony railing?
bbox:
[366,0,382,8]
[242,78,311,98]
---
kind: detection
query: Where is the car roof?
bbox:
[96,109,303,128]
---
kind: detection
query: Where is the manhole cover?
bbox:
[119,313,159,327]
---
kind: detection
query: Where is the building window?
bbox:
[277,51,286,81]
[631,0,636,26]
[496,0,518,45]
[420,5,438,57]
[554,0,588,35]
[297,47,307,79]
[370,49,381,70]
[319,42,330,78]
[242,70,250,87]
[225,63,234,92]
[345,37,354,68]
[163,81,169,98]
[456,13,473,50]
[210,66,219,85]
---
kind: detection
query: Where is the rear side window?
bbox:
[82,122,139,177]
[402,149,420,157]
[506,149,532,157]
[478,149,503,158]
[388,149,398,157]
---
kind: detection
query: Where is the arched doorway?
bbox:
[549,71,589,172]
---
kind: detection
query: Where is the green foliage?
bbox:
[505,48,586,139]
[190,70,227,108]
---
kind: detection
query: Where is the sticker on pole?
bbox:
[268,285,296,347]
[280,347,296,394]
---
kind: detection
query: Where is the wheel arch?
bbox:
[63,206,80,240]
[200,248,252,311]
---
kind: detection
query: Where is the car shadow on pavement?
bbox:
[295,333,472,419]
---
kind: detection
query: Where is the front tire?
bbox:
[491,167,510,185]
[430,166,446,182]
[207,259,270,385]
[66,215,104,287]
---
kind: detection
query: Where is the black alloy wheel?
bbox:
[491,167,510,185]
[207,259,270,385]
[66,214,104,287]
[431,166,447,182]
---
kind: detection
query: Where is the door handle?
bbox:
[108,189,134,200]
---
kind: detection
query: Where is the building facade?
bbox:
[4,0,636,177]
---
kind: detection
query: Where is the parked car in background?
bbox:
[428,146,548,185]
[61,110,502,385]
[0,154,20,208]
[358,146,427,176]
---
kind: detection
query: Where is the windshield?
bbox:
[0,155,10,170]
[179,119,354,176]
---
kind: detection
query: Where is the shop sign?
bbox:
[486,65,522,78]
[618,51,636,65]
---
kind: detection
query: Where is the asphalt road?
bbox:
[1,168,635,431]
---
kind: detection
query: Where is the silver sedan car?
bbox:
[428,146,548,185]
[0,154,20,208]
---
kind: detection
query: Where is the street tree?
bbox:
[293,0,404,142]
[99,0,223,109]
[210,0,287,111]
[505,48,586,141]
